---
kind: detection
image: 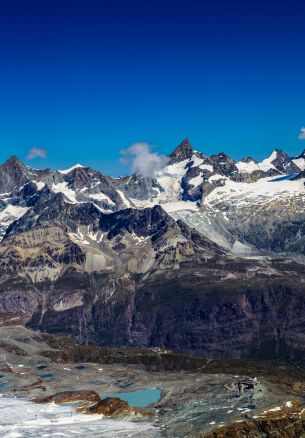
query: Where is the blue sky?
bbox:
[0,0,305,175]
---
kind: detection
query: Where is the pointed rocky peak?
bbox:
[58,164,85,175]
[1,155,44,179]
[265,148,293,165]
[2,155,27,171]
[268,149,300,174]
[64,165,93,188]
[0,156,35,193]
[169,138,194,164]
[241,156,258,164]
[207,152,238,176]
[290,149,305,172]
[272,148,288,159]
[209,152,235,163]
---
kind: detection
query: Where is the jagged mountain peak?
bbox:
[169,138,194,163]
[0,155,34,194]
[4,155,23,164]
[267,148,300,174]
[58,164,85,175]
[241,156,258,164]
[2,155,28,170]
[206,151,238,176]
[272,148,288,157]
[210,151,234,161]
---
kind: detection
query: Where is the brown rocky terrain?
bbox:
[203,401,305,438]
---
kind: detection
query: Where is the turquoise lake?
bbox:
[101,388,162,407]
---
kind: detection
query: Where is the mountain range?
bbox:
[1,139,305,359]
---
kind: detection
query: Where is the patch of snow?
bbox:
[204,175,305,208]
[190,154,204,167]
[68,229,90,245]
[58,164,84,174]
[34,181,45,191]
[199,163,213,172]
[209,174,225,182]
[236,160,259,173]
[263,406,282,413]
[293,157,305,171]
[116,190,132,208]
[161,201,199,213]
[231,240,253,256]
[53,296,83,311]
[27,170,38,177]
[0,205,28,222]
[89,192,115,206]
[52,182,77,203]
[170,208,232,250]
[189,174,203,186]
[154,159,189,202]
[130,232,149,243]
[91,202,112,214]
[257,151,277,172]
[0,205,29,239]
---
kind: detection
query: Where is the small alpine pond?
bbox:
[101,388,162,407]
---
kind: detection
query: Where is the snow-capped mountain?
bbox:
[1,139,305,259]
[1,140,305,357]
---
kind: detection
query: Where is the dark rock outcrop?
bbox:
[34,390,101,404]
[203,401,305,438]
[169,138,197,163]
[88,397,153,418]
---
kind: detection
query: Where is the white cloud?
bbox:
[120,142,169,177]
[26,146,47,159]
[298,127,305,140]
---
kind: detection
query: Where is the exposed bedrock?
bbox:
[1,267,305,359]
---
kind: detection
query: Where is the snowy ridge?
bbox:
[204,174,305,207]
[257,150,277,172]
[1,142,305,259]
[59,164,85,174]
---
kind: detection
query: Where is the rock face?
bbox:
[34,390,101,404]
[169,138,197,164]
[203,401,305,438]
[88,397,153,418]
[1,144,305,358]
[0,258,303,359]
[34,391,153,419]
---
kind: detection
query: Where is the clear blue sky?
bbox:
[1,0,305,175]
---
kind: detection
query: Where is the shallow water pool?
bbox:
[101,388,162,407]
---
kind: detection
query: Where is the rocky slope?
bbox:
[0,141,305,357]
[2,325,305,438]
